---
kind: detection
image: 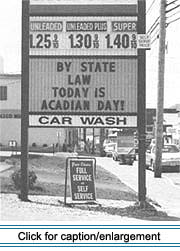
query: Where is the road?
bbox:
[163,172,180,187]
[96,157,180,218]
[102,157,180,188]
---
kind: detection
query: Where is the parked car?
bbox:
[146,144,180,172]
[112,147,136,165]
[103,142,117,157]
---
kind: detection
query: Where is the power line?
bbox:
[166,4,180,13]
[166,15,180,25]
[146,0,158,15]
[166,9,180,18]
[151,34,159,46]
[149,21,159,35]
[166,0,179,7]
[147,0,180,47]
[147,16,160,34]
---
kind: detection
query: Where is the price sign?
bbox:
[30,16,137,56]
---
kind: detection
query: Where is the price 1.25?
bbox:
[29,33,59,49]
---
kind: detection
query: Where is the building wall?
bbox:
[0,74,66,146]
[164,113,180,127]
[0,116,65,146]
[0,118,21,145]
[0,75,21,110]
[29,128,66,146]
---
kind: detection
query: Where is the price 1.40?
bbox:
[105,34,137,49]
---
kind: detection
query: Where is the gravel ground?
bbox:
[0,193,142,222]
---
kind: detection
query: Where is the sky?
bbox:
[0,0,180,108]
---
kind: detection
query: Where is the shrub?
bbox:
[32,142,37,147]
[11,169,37,190]
[42,144,48,147]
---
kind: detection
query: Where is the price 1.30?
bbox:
[68,33,137,49]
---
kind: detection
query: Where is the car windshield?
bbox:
[162,145,179,153]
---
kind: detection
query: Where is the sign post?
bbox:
[21,0,29,201]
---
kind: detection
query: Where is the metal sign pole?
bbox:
[20,0,29,201]
[137,0,146,206]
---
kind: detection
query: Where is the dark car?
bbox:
[113,147,136,165]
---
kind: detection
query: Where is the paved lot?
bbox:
[96,157,180,218]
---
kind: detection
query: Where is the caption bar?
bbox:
[0,226,180,247]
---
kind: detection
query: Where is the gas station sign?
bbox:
[30,16,137,56]
[21,0,147,208]
[28,0,138,128]
[29,114,137,128]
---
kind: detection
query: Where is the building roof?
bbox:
[0,74,21,78]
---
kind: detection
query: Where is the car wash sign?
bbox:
[29,0,138,128]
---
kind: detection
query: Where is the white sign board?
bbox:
[29,58,137,114]
[137,34,151,49]
[29,10,138,127]
[29,115,137,127]
[30,16,137,56]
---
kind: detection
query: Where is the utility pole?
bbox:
[154,0,167,178]
[137,0,146,206]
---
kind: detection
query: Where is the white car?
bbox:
[103,142,117,157]
[146,144,180,172]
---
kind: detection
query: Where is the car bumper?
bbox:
[162,161,180,166]
[161,161,180,172]
[105,151,113,157]
[118,154,134,164]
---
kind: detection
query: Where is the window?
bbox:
[0,86,7,100]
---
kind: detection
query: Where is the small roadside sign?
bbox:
[8,140,17,147]
[137,34,151,49]
[65,158,96,204]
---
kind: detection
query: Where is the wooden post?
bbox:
[154,0,166,178]
[137,0,146,205]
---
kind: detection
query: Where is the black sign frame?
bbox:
[64,157,96,206]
